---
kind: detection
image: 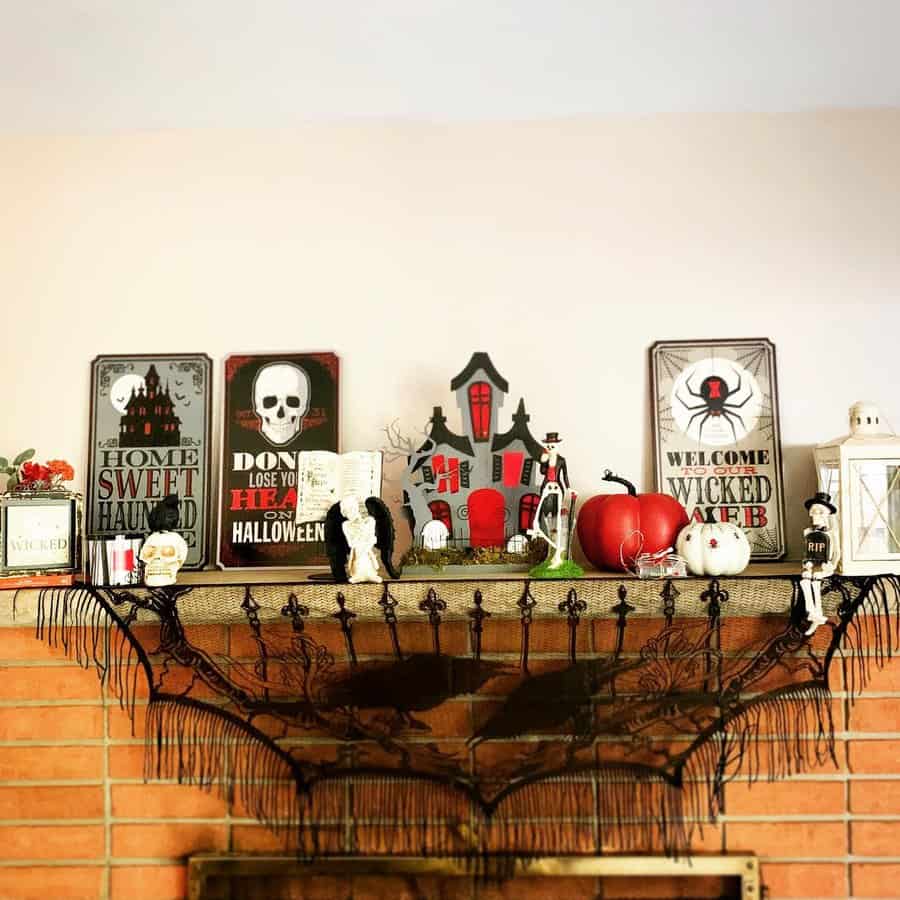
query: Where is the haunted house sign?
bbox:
[650,338,787,559]
[218,352,339,569]
[86,354,213,569]
[402,352,553,548]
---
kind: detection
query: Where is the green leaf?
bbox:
[13,449,35,466]
[0,459,7,470]
[5,475,17,491]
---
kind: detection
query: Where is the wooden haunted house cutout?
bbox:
[403,352,554,548]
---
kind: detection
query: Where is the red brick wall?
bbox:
[0,622,897,900]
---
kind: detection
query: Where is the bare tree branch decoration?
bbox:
[381,419,435,485]
[379,419,439,529]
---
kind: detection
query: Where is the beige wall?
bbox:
[2,110,899,558]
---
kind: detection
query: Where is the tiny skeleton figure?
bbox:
[800,491,840,635]
[324,495,401,583]
[529,433,576,570]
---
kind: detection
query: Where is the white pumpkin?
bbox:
[676,522,751,576]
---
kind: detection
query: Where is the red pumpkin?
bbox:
[576,471,688,572]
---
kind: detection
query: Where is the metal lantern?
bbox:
[814,401,900,575]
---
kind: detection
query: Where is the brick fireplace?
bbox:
[1,606,897,900]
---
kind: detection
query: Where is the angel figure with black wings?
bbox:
[324,495,401,583]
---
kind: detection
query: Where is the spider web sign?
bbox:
[650,339,786,559]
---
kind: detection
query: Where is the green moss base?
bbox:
[400,538,548,572]
[528,558,585,579]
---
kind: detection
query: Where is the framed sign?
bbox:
[86,354,213,570]
[1,492,81,575]
[650,338,786,559]
[218,352,339,569]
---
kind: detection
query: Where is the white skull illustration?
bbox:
[139,531,189,586]
[252,363,310,446]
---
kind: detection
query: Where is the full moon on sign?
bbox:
[110,374,146,414]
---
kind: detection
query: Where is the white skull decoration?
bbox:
[139,531,189,586]
[252,363,311,446]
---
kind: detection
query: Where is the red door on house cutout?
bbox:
[468,488,505,548]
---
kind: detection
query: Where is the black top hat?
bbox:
[544,432,561,444]
[804,492,837,515]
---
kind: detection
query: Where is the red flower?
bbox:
[20,462,51,485]
[21,462,40,482]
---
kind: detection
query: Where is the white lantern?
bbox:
[814,401,900,575]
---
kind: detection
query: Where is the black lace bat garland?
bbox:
[29,574,899,860]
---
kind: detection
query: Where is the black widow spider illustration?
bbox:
[676,367,754,442]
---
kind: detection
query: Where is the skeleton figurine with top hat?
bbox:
[528,433,582,576]
[800,491,840,635]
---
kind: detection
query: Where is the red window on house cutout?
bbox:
[431,455,460,493]
[502,451,525,488]
[519,493,540,532]
[428,500,453,536]
[468,382,491,441]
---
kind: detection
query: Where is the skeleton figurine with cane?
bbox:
[527,433,582,576]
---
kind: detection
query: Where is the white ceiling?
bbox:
[2,0,899,133]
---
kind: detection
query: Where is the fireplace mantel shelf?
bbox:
[1,562,815,626]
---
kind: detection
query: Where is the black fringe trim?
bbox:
[828,574,900,700]
[146,695,313,847]
[33,586,149,730]
[678,681,837,816]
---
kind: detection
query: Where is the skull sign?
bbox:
[252,363,311,446]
